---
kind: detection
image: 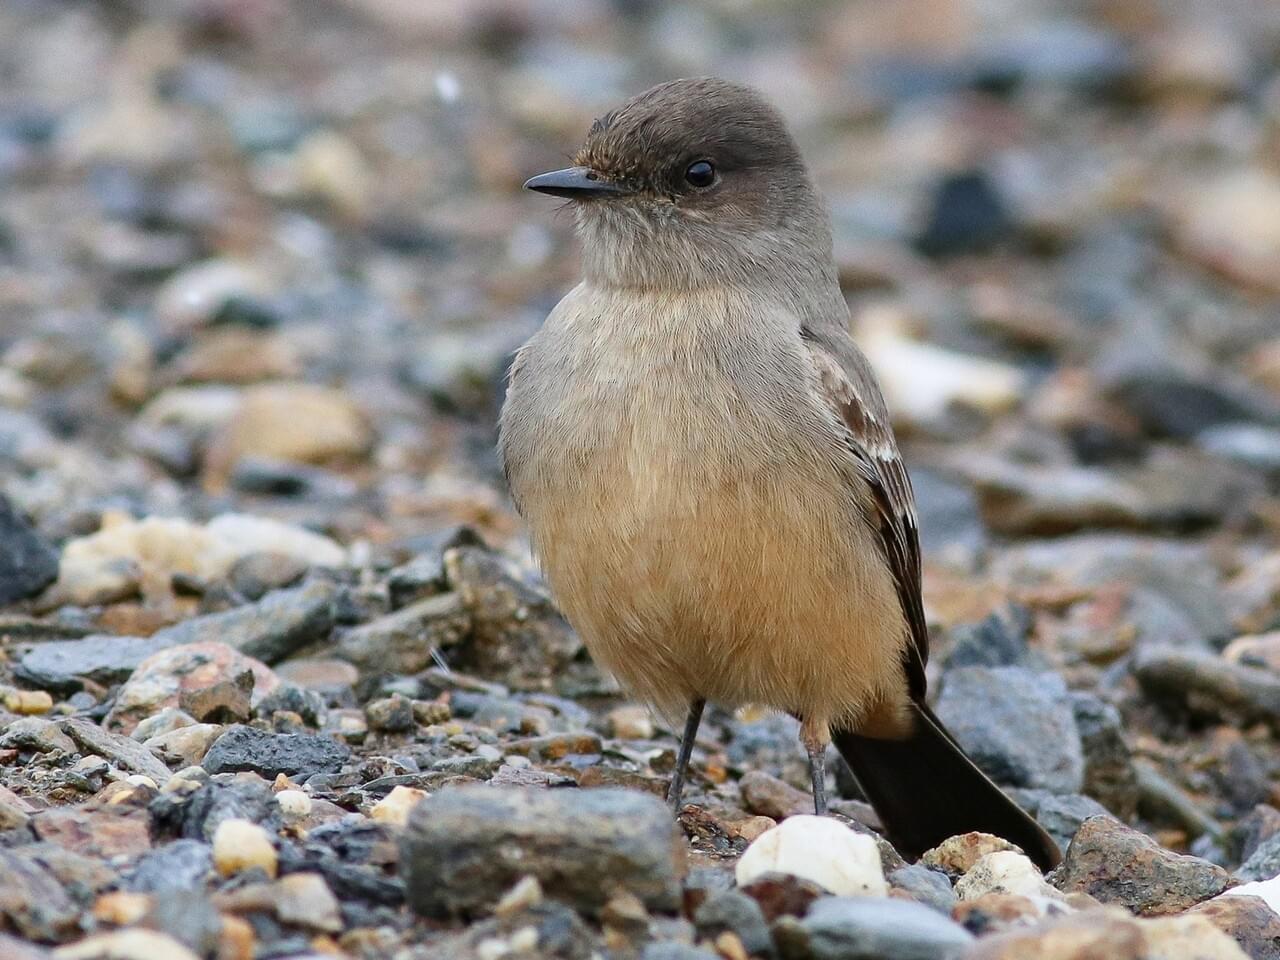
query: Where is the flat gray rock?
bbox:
[936,666,1085,793]
[795,895,973,960]
[400,785,683,919]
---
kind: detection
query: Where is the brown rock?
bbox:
[204,382,372,489]
[968,909,1248,960]
[31,807,152,860]
[179,670,255,723]
[0,849,79,941]
[739,770,812,820]
[105,642,278,735]
[738,873,825,923]
[1052,816,1230,916]
[503,732,602,761]
[922,832,1023,879]
[173,329,301,384]
[443,546,581,690]
[952,892,1045,935]
[1189,894,1280,960]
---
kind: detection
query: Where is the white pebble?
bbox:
[735,814,887,897]
[212,818,278,878]
[275,789,312,819]
[955,851,1066,903]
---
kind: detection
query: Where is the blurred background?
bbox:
[1,0,1279,587]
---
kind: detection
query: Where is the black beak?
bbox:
[523,166,630,199]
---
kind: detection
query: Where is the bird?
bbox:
[498,76,1061,870]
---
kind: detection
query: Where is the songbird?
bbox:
[499,77,1060,869]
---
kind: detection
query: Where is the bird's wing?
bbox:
[802,325,928,699]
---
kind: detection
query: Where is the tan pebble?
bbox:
[54,930,200,960]
[212,818,278,878]
[507,927,539,953]
[218,914,255,960]
[370,785,428,827]
[4,690,54,715]
[607,704,654,740]
[276,872,342,932]
[726,816,776,843]
[493,875,543,917]
[275,789,311,819]
[715,931,750,960]
[92,891,153,926]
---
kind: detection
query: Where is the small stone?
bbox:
[923,833,1023,880]
[106,642,279,734]
[1134,645,1280,728]
[3,690,52,715]
[493,876,544,918]
[1191,892,1280,960]
[370,785,428,827]
[202,725,350,779]
[121,839,212,893]
[178,670,254,723]
[1070,693,1140,822]
[0,848,79,940]
[151,777,279,843]
[966,910,1248,960]
[203,514,346,572]
[916,169,1011,257]
[443,546,582,690]
[57,718,172,782]
[155,258,268,333]
[1237,832,1280,882]
[0,496,58,604]
[130,708,195,742]
[1174,169,1280,296]
[173,328,300,384]
[0,717,77,754]
[401,785,683,918]
[145,579,337,664]
[15,635,173,694]
[935,667,1085,793]
[735,815,887,898]
[955,852,1064,903]
[212,818,277,878]
[204,382,372,488]
[32,806,152,860]
[727,878,815,934]
[953,893,1060,936]
[856,306,1025,429]
[888,864,957,914]
[1034,793,1112,853]
[1224,632,1280,673]
[54,930,201,960]
[92,891,152,926]
[609,705,655,740]
[794,895,974,960]
[365,694,415,733]
[227,551,310,600]
[1052,816,1230,916]
[273,872,343,932]
[739,770,812,820]
[143,724,224,768]
[275,789,311,820]
[693,891,773,960]
[504,732,602,762]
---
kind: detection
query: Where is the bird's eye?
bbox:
[684,160,715,188]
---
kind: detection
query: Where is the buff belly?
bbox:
[524,443,911,732]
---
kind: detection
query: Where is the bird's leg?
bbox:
[667,698,706,813]
[801,716,830,816]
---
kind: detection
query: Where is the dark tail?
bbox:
[833,701,1061,871]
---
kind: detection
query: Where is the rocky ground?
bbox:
[2,0,1280,958]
